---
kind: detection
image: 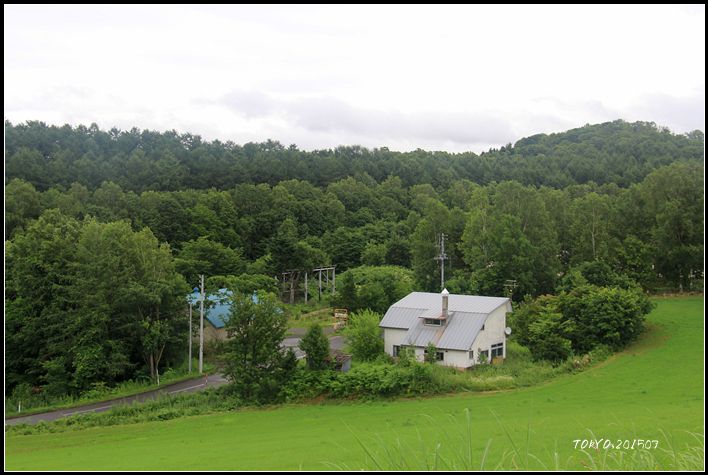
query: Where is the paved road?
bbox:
[282,334,345,358]
[5,333,345,426]
[5,373,230,426]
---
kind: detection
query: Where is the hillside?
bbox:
[5,120,704,192]
[5,297,703,470]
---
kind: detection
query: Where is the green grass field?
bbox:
[5,297,704,470]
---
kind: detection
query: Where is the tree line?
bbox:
[6,119,704,192]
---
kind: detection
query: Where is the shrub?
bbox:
[559,285,653,352]
[343,309,384,362]
[557,261,641,293]
[423,342,439,364]
[510,284,653,360]
[334,266,414,314]
[282,362,449,400]
[299,323,331,370]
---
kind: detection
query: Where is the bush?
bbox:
[510,284,653,360]
[559,284,653,352]
[299,323,331,370]
[333,266,414,314]
[282,362,450,401]
[343,309,385,362]
[509,295,571,362]
[557,261,642,293]
[423,342,439,364]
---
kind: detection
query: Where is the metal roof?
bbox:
[380,306,427,329]
[391,292,510,314]
[186,289,260,330]
[437,311,488,350]
[403,319,445,347]
[379,292,512,351]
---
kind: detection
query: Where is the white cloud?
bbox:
[4,4,705,152]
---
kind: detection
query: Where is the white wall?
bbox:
[383,328,408,356]
[440,349,473,368]
[469,304,508,365]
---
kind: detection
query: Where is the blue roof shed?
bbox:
[187,288,260,329]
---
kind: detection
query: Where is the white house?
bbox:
[379,289,512,368]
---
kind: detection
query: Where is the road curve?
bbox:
[6,333,345,426]
[5,374,229,426]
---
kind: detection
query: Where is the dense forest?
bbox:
[4,119,704,396]
[5,120,704,192]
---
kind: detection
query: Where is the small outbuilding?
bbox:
[379,289,512,368]
[187,288,234,342]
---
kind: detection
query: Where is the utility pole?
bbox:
[433,233,449,291]
[188,303,192,373]
[503,279,517,300]
[199,274,204,374]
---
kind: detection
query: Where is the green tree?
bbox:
[336,271,358,311]
[5,212,188,393]
[69,220,189,385]
[5,178,43,239]
[461,211,536,299]
[568,192,614,264]
[5,210,81,391]
[299,324,331,370]
[361,242,387,266]
[206,273,278,295]
[612,235,655,289]
[175,237,246,287]
[410,198,451,291]
[344,309,384,362]
[510,295,572,362]
[223,292,295,402]
[335,266,414,314]
[424,342,439,363]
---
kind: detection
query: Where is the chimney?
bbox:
[441,288,449,319]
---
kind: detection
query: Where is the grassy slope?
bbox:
[5,297,704,470]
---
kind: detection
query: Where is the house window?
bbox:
[479,350,489,363]
[481,324,485,331]
[424,318,442,326]
[393,345,400,357]
[424,348,444,361]
[468,350,474,360]
[491,342,504,358]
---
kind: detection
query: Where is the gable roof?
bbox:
[380,292,511,351]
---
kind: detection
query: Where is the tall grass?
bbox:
[336,408,704,471]
[7,386,240,435]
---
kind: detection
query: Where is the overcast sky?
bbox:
[4,4,705,153]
